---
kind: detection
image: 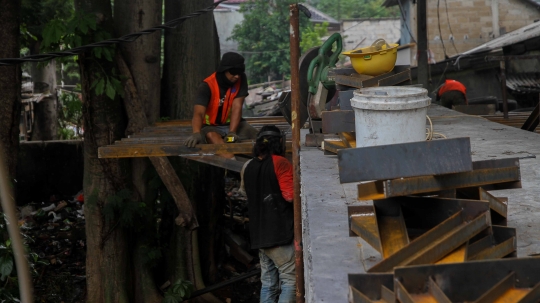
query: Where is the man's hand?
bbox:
[225,131,240,143]
[185,133,203,148]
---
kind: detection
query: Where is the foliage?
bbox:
[230,0,312,84]
[21,0,74,47]
[57,90,83,139]
[41,11,123,100]
[310,0,398,20]
[163,280,194,303]
[0,213,49,302]
[300,22,329,53]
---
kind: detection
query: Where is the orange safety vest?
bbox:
[438,79,467,97]
[203,72,241,125]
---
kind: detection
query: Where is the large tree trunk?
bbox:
[162,2,224,302]
[30,42,58,141]
[75,0,130,302]
[0,0,21,179]
[114,1,162,302]
[162,0,220,119]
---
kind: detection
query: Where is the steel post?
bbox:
[500,59,509,119]
[289,4,305,302]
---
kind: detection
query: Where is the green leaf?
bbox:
[93,47,103,59]
[103,48,113,62]
[106,80,116,100]
[79,20,88,35]
[0,255,13,281]
[95,78,105,96]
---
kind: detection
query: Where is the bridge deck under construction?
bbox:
[300,105,540,302]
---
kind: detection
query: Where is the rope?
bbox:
[0,0,227,66]
[426,115,447,140]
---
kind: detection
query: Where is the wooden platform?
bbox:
[98,116,292,159]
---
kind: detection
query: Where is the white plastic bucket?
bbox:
[350,86,431,148]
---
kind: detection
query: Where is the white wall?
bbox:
[341,18,401,51]
[214,10,244,55]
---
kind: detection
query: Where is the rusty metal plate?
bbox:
[338,138,473,183]
[321,110,355,133]
[348,273,394,303]
[358,166,521,201]
[394,257,540,302]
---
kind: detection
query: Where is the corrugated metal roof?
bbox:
[215,2,339,25]
[383,0,540,7]
[300,3,339,24]
[456,21,540,58]
[506,73,540,93]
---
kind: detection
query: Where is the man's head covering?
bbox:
[217,52,245,73]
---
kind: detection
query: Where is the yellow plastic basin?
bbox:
[342,43,399,76]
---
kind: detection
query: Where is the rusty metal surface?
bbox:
[321,110,355,133]
[393,257,540,302]
[179,155,245,172]
[289,4,305,302]
[348,205,382,253]
[374,200,409,258]
[349,198,492,272]
[338,138,473,183]
[348,273,393,303]
[521,101,539,131]
[467,225,516,260]
[334,68,410,89]
[358,166,521,200]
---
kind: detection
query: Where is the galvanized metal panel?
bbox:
[338,138,473,183]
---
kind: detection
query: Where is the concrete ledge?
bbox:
[300,105,540,302]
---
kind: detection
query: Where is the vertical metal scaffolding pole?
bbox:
[289,3,305,302]
[417,0,429,89]
[500,59,509,119]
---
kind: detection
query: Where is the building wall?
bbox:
[341,18,401,51]
[214,9,244,55]
[405,0,540,64]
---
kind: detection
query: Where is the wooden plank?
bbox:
[99,142,293,158]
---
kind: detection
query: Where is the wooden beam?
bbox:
[99,142,293,158]
[117,54,198,230]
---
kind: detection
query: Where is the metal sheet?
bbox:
[374,201,409,258]
[474,272,516,303]
[394,257,540,302]
[358,167,521,200]
[368,209,490,272]
[348,273,394,302]
[338,138,473,183]
[180,155,245,172]
[334,69,411,89]
[321,110,355,133]
[348,205,382,253]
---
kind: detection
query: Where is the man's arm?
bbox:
[228,96,245,133]
[192,105,206,133]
